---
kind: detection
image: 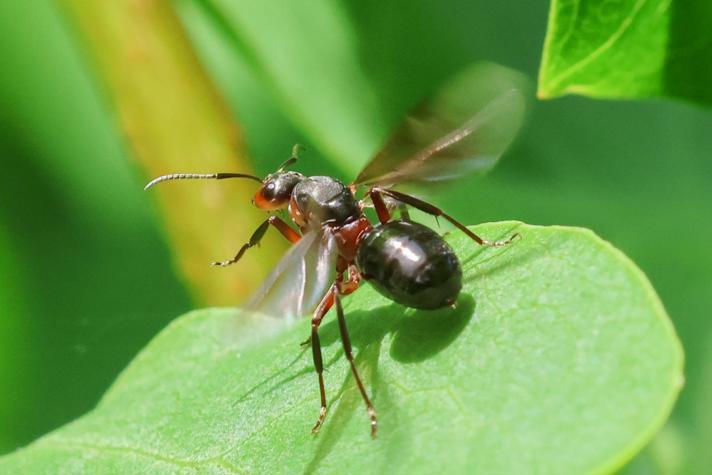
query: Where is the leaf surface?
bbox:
[0,222,682,474]
[538,0,712,106]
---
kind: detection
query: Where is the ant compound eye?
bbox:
[263,181,277,199]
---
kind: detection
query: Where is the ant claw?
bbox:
[311,407,327,435]
[483,231,521,248]
[368,407,378,439]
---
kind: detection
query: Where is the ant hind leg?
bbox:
[335,288,377,437]
[372,188,519,247]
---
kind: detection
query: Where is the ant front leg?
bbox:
[372,188,519,247]
[212,216,300,267]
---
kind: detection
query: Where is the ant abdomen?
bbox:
[356,220,462,310]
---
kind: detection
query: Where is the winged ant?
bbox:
[145,63,527,438]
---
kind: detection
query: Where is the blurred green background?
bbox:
[0,0,710,473]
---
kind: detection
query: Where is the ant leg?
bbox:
[300,265,358,348]
[372,188,519,247]
[212,216,300,267]
[339,265,361,296]
[309,283,337,434]
[267,216,301,243]
[300,257,352,348]
[368,188,391,224]
[334,288,378,438]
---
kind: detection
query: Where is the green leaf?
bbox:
[0,222,682,474]
[538,0,712,106]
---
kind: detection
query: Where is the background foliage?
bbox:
[539,0,712,105]
[0,0,710,473]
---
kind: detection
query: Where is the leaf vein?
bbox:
[40,440,243,474]
[547,0,649,90]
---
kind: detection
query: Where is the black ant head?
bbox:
[253,145,305,210]
[144,145,306,212]
[253,171,304,210]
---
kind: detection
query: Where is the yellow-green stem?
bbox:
[58,0,283,304]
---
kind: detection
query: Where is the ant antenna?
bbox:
[144,172,262,191]
[277,144,305,172]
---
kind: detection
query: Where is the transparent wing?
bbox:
[246,229,337,323]
[353,62,528,188]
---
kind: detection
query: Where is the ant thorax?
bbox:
[290,176,361,229]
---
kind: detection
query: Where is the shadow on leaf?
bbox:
[390,294,475,362]
[301,293,475,473]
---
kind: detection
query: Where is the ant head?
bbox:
[253,171,304,210]
[253,145,305,210]
[144,144,306,211]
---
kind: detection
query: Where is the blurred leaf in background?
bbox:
[539,0,712,105]
[173,0,387,183]
[185,0,384,176]
[0,0,191,453]
[0,227,33,451]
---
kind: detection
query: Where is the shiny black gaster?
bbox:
[356,221,462,309]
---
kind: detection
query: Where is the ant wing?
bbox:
[353,63,528,188]
[246,228,337,322]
